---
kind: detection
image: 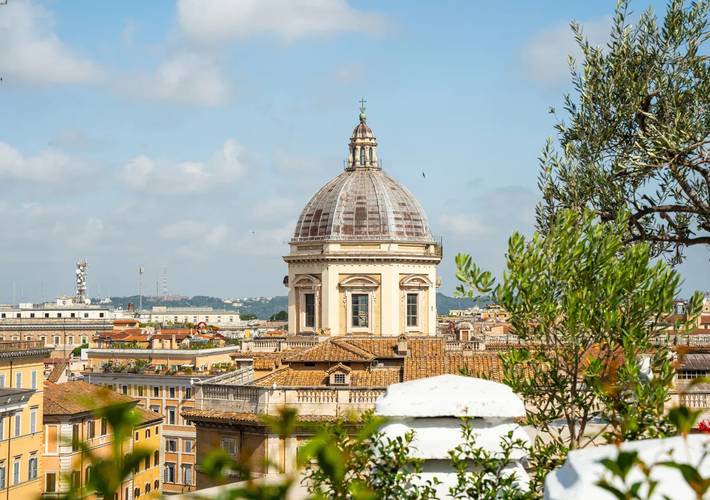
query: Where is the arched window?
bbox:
[369,147,373,162]
[145,429,150,438]
[134,488,140,498]
[145,483,151,493]
[360,147,365,165]
[154,450,159,467]
[154,479,159,490]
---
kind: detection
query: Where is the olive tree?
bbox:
[457,209,702,491]
[537,0,710,262]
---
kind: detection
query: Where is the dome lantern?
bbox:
[348,98,379,170]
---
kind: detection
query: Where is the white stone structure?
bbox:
[545,435,710,500]
[375,374,530,498]
[285,104,442,337]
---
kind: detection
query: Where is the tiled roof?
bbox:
[182,408,333,425]
[679,353,710,370]
[251,367,401,388]
[44,381,136,416]
[285,339,375,362]
[134,405,163,426]
[47,361,68,383]
[404,352,503,382]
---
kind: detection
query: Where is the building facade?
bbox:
[284,107,442,337]
[42,381,163,499]
[0,341,52,499]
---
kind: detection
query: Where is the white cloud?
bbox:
[0,1,102,85]
[117,51,229,106]
[521,16,612,86]
[177,0,387,44]
[438,213,488,239]
[121,139,248,193]
[253,197,298,220]
[0,142,89,182]
[160,220,229,247]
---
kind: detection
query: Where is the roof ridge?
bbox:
[332,339,376,360]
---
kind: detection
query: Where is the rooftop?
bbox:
[44,381,136,416]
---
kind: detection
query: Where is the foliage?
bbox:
[241,313,258,321]
[59,395,151,500]
[269,310,288,321]
[457,209,702,494]
[536,0,710,261]
[300,412,437,500]
[70,343,88,357]
[448,422,532,500]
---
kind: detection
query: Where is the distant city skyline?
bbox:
[0,0,706,303]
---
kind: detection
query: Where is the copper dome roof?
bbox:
[292,111,434,244]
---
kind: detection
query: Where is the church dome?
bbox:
[292,105,434,244]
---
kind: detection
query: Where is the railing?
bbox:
[201,367,254,386]
[679,392,710,408]
[0,340,47,351]
[197,384,386,416]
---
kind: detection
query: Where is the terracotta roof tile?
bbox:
[44,381,136,416]
[47,361,68,383]
[285,339,375,362]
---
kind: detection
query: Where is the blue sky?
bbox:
[0,0,706,302]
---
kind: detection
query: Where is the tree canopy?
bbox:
[537,0,710,262]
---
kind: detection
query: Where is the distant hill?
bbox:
[99,293,489,320]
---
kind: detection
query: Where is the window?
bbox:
[134,487,140,498]
[71,470,80,489]
[333,373,347,385]
[30,313,35,318]
[0,462,5,488]
[30,408,37,434]
[155,425,159,435]
[0,375,4,388]
[144,456,150,470]
[28,456,37,480]
[154,450,159,467]
[44,313,49,318]
[57,313,62,318]
[351,294,369,328]
[164,463,176,483]
[304,293,315,328]
[137,386,144,397]
[185,387,192,400]
[406,293,418,327]
[13,458,20,485]
[150,405,161,414]
[167,407,176,425]
[81,335,88,344]
[70,313,76,318]
[359,147,365,164]
[53,336,60,345]
[15,313,20,319]
[15,372,22,389]
[0,417,4,440]
[89,419,98,439]
[145,429,151,438]
[122,385,128,395]
[134,431,139,442]
[182,464,193,485]
[166,439,177,452]
[85,466,91,483]
[169,387,176,398]
[84,313,89,318]
[154,479,159,490]
[145,483,151,493]
[14,414,21,437]
[221,438,237,456]
[100,417,107,436]
[99,312,104,318]
[72,424,79,451]
[153,386,160,397]
[31,371,37,389]
[184,439,193,453]
[45,472,56,492]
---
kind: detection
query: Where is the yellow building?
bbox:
[0,340,52,499]
[43,381,163,499]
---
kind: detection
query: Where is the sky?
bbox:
[0,0,706,302]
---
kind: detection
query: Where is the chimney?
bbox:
[397,334,408,356]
